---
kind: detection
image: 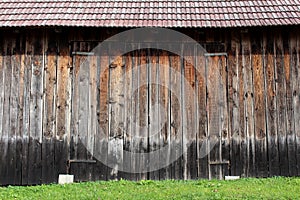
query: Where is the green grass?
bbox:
[0,177,300,200]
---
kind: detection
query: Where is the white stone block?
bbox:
[58,174,74,184]
[225,176,240,180]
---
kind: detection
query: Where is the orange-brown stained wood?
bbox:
[263,33,280,176]
[252,34,268,177]
[56,37,71,139]
[252,54,266,139]
[44,40,57,139]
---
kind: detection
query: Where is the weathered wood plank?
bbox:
[97,44,110,180]
[92,53,102,181]
[123,50,133,180]
[28,31,44,185]
[263,33,280,176]
[76,42,89,181]
[252,33,268,177]
[207,55,224,179]
[274,32,289,176]
[169,50,183,180]
[238,38,247,178]
[138,49,148,180]
[0,32,4,144]
[88,53,97,181]
[0,34,4,185]
[8,35,20,185]
[42,32,57,184]
[55,34,71,179]
[70,42,80,178]
[291,29,300,176]
[180,45,187,180]
[132,49,140,180]
[148,48,160,180]
[0,35,9,185]
[158,50,171,180]
[64,39,73,180]
[241,34,256,177]
[183,44,197,179]
[21,33,33,185]
[219,55,229,178]
[196,48,208,179]
[3,37,14,185]
[2,37,12,185]
[108,47,124,180]
[16,35,26,185]
[283,30,297,176]
[228,33,240,177]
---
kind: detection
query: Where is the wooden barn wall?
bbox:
[0,26,299,185]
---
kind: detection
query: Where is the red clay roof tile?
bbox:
[0,0,299,28]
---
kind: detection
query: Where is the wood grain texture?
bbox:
[123,50,133,180]
[0,36,9,185]
[5,36,17,185]
[196,49,208,179]
[149,49,160,180]
[158,50,171,180]
[16,35,25,185]
[108,48,124,179]
[169,50,183,180]
[291,29,300,176]
[274,32,289,176]
[138,49,148,180]
[263,33,280,176]
[283,30,297,176]
[29,31,44,185]
[0,28,299,184]
[252,33,268,177]
[227,33,240,177]
[97,44,110,180]
[42,32,57,184]
[241,34,256,177]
